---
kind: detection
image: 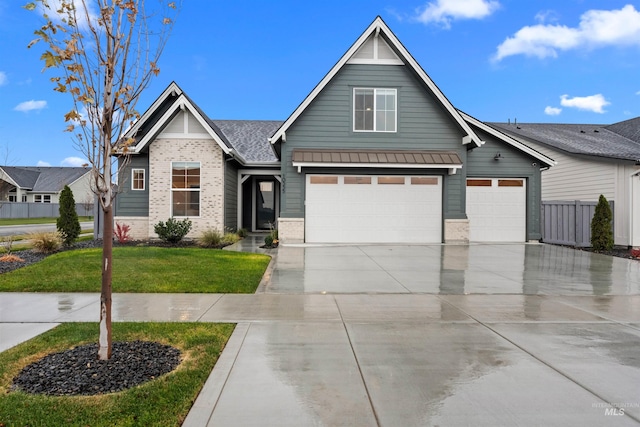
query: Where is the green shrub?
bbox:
[264,235,274,247]
[591,194,613,251]
[56,185,81,246]
[198,229,223,248]
[153,218,192,244]
[222,232,240,245]
[30,232,62,254]
[237,228,248,238]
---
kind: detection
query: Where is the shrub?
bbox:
[198,229,223,248]
[591,194,613,252]
[222,232,240,245]
[264,235,274,247]
[237,228,248,238]
[154,218,192,244]
[114,222,131,244]
[30,232,62,254]
[57,185,81,246]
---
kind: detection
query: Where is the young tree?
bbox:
[57,184,81,245]
[591,194,614,252]
[26,0,179,359]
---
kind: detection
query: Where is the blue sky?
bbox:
[0,0,639,167]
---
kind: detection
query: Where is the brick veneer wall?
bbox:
[148,139,224,239]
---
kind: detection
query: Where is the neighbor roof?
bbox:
[489,120,640,162]
[0,166,90,192]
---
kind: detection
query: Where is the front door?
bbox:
[256,179,276,230]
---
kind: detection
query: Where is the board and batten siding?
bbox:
[115,154,150,216]
[466,133,544,241]
[280,63,466,219]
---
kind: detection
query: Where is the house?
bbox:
[490,117,640,247]
[116,16,555,244]
[0,166,93,205]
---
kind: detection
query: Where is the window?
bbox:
[378,176,404,185]
[21,195,27,202]
[310,176,338,184]
[354,88,396,132]
[35,195,41,203]
[44,195,51,203]
[8,195,16,202]
[171,162,200,217]
[34,195,51,203]
[344,176,371,185]
[132,168,145,191]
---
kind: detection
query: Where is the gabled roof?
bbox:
[212,120,281,163]
[268,16,484,148]
[459,112,556,168]
[605,116,640,143]
[0,166,91,192]
[489,119,640,162]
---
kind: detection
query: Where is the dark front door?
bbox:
[256,179,276,230]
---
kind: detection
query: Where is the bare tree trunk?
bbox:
[98,204,113,360]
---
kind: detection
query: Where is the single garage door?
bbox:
[467,178,526,242]
[305,175,442,243]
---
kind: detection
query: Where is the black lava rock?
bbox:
[11,341,181,396]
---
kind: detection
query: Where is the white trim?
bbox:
[460,111,557,167]
[131,168,145,191]
[156,133,212,140]
[124,82,183,140]
[292,161,462,174]
[269,17,483,148]
[353,88,397,133]
[236,169,281,231]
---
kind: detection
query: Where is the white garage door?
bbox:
[305,175,442,243]
[467,178,526,242]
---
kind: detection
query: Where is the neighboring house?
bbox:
[116,17,555,244]
[490,117,640,247]
[0,166,93,205]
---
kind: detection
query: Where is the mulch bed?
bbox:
[11,341,181,396]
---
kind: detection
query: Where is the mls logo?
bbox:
[605,407,625,416]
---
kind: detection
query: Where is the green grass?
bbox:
[0,246,271,293]
[0,216,93,226]
[0,322,234,427]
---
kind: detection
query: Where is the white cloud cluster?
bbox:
[494,5,640,61]
[14,100,47,112]
[37,0,98,30]
[544,106,562,116]
[417,0,500,28]
[0,71,7,86]
[61,156,87,167]
[560,94,610,113]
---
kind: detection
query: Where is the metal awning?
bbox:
[291,149,463,174]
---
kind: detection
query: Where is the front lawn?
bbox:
[0,322,234,427]
[0,246,270,293]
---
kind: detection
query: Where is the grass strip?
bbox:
[0,246,270,293]
[0,322,234,427]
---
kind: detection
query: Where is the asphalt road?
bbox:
[0,222,94,237]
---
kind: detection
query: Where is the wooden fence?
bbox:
[541,200,614,247]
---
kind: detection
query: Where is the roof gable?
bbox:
[0,166,90,192]
[269,16,483,148]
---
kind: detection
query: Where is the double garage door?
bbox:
[305,175,526,243]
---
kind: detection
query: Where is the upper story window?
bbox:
[353,88,397,132]
[171,162,200,217]
[132,168,145,191]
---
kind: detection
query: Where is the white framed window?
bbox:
[132,168,145,191]
[353,88,397,132]
[34,195,51,203]
[171,161,200,217]
[34,195,41,203]
[8,195,16,202]
[21,195,27,202]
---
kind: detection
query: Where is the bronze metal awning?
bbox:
[291,149,463,174]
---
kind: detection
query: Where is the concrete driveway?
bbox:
[2,241,640,426]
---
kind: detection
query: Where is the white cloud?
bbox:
[61,156,87,167]
[636,90,640,95]
[544,106,562,116]
[14,100,47,112]
[494,5,640,61]
[37,160,51,167]
[417,0,500,28]
[560,94,610,113]
[38,0,98,30]
[0,71,6,86]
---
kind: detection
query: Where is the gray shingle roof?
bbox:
[211,120,282,163]
[489,120,640,162]
[1,166,90,192]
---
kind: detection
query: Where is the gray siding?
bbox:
[115,155,149,216]
[281,64,465,218]
[466,128,544,240]
[224,161,238,230]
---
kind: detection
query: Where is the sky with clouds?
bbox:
[0,0,639,166]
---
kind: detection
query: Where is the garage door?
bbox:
[467,178,526,242]
[305,175,442,243]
